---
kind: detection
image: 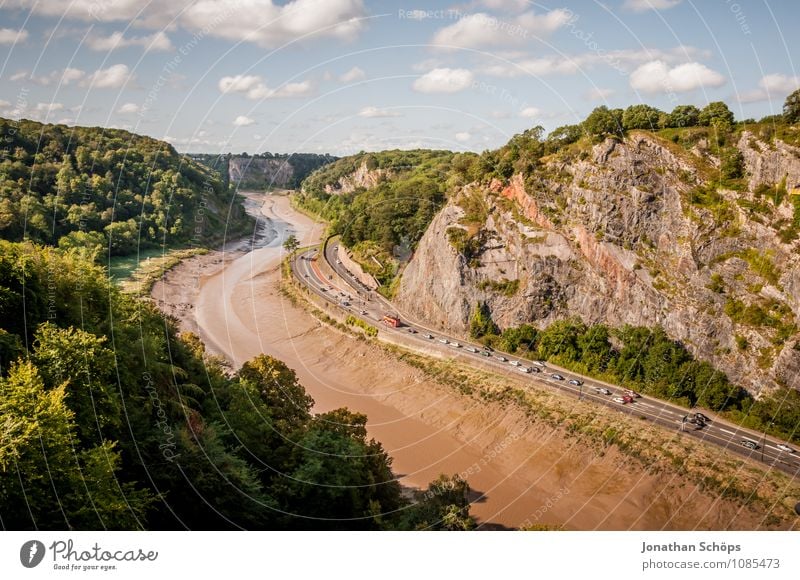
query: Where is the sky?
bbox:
[0,0,798,156]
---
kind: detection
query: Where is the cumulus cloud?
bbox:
[454,132,471,142]
[10,67,86,86]
[519,107,541,118]
[0,28,28,44]
[182,0,367,48]
[630,60,725,94]
[624,0,681,11]
[87,30,172,52]
[358,106,402,118]
[233,115,256,127]
[412,68,474,93]
[117,102,141,114]
[83,64,133,89]
[737,73,800,103]
[219,74,313,99]
[432,9,570,49]
[6,0,367,47]
[339,66,366,83]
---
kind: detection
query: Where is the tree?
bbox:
[665,105,700,128]
[282,233,300,254]
[469,302,499,338]
[784,88,800,124]
[698,101,734,128]
[400,474,476,531]
[583,106,624,138]
[546,124,583,151]
[622,104,662,130]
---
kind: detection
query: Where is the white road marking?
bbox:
[719,428,736,436]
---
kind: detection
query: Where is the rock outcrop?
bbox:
[396,131,800,393]
[229,157,294,189]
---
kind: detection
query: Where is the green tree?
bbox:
[400,474,476,531]
[622,104,662,130]
[665,105,700,128]
[282,233,300,254]
[698,101,735,128]
[784,88,800,124]
[469,302,499,339]
[583,106,624,138]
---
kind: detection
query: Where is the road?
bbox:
[291,237,800,476]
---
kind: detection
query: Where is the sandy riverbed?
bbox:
[151,192,769,530]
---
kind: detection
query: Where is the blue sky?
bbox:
[0,0,798,155]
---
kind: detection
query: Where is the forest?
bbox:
[0,118,252,256]
[0,240,475,530]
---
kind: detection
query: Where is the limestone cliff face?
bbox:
[323,161,390,194]
[396,132,800,393]
[229,157,294,189]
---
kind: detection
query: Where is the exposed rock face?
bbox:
[324,161,390,194]
[229,157,294,188]
[337,244,379,290]
[396,132,800,393]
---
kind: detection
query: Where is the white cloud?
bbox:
[624,0,682,11]
[83,64,133,89]
[219,74,313,99]
[630,60,725,94]
[490,110,511,119]
[519,107,541,119]
[358,106,402,118]
[455,132,471,142]
[0,28,28,44]
[737,73,800,103]
[87,30,172,52]
[35,102,63,113]
[586,87,615,100]
[233,115,256,127]
[10,67,86,86]
[432,9,570,49]
[413,68,474,93]
[182,0,366,48]
[480,46,709,78]
[117,102,141,114]
[339,66,366,83]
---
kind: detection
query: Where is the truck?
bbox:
[382,315,401,328]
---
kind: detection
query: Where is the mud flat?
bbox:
[151,192,781,530]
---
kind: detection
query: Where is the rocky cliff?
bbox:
[323,161,391,195]
[229,156,294,189]
[396,131,800,394]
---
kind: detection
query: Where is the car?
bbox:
[439,338,449,344]
[465,346,478,353]
[451,342,462,348]
[336,259,341,264]
[518,367,532,373]
[740,440,759,450]
[532,361,546,367]
[612,396,626,403]
[360,310,367,315]
[407,328,417,334]
[304,273,309,278]
[495,356,507,362]
[595,388,612,395]
[480,351,491,357]
[510,360,521,367]
[568,379,583,386]
[623,389,641,399]
[694,413,710,423]
[530,367,541,373]
[483,346,494,352]
[776,444,795,453]
[340,301,350,307]
[424,334,434,339]
[550,374,564,380]
[320,288,327,292]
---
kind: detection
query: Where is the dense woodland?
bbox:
[0,240,475,530]
[0,118,252,256]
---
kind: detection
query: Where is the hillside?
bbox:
[0,118,252,256]
[296,149,475,292]
[190,152,336,191]
[395,102,800,405]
